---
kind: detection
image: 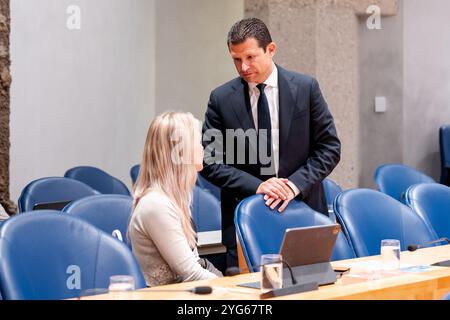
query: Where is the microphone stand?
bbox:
[408,238,450,267]
[431,238,450,267]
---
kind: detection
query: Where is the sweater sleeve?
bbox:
[138,195,218,282]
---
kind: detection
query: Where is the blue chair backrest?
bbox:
[192,186,221,232]
[322,178,342,222]
[445,292,450,300]
[405,183,450,239]
[196,174,221,201]
[440,125,450,185]
[18,177,100,213]
[63,194,133,245]
[334,188,438,258]
[130,164,140,185]
[64,166,130,196]
[235,195,356,272]
[374,163,435,202]
[0,212,145,300]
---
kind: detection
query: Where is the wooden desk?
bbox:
[85,245,450,300]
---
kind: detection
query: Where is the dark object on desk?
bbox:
[334,266,351,278]
[279,224,340,286]
[237,281,260,289]
[147,286,213,295]
[191,286,213,294]
[33,200,71,211]
[259,282,318,299]
[431,260,450,267]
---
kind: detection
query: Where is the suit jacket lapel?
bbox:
[278,65,297,174]
[230,78,255,131]
[230,79,258,154]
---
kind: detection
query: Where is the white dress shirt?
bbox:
[248,62,300,197]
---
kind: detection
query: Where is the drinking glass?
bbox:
[108,275,135,299]
[381,239,401,270]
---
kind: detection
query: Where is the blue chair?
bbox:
[62,194,133,245]
[130,164,140,185]
[440,125,450,186]
[196,174,221,202]
[18,177,100,212]
[64,166,130,196]
[322,178,342,222]
[444,292,450,300]
[0,212,145,300]
[235,195,356,272]
[334,188,439,258]
[192,186,221,232]
[405,183,450,239]
[374,163,435,202]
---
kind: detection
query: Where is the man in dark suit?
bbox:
[201,18,341,269]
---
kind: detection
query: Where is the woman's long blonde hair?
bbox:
[132,111,200,248]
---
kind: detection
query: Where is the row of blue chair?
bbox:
[405,183,450,240]
[235,182,450,272]
[0,211,146,300]
[65,166,131,196]
[334,188,439,257]
[337,184,450,301]
[374,163,435,203]
[19,178,220,234]
[235,195,354,272]
[16,159,441,215]
[18,165,132,212]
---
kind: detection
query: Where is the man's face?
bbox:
[229,37,276,84]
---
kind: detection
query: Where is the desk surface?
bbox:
[85,245,450,300]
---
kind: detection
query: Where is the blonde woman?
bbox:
[128,111,222,287]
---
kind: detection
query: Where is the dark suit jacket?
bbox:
[201,65,341,237]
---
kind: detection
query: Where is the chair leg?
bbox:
[237,236,250,274]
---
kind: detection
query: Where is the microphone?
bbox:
[147,286,212,295]
[190,286,213,294]
[407,238,450,252]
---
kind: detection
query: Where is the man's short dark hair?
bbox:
[227,18,272,52]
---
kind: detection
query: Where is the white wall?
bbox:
[155,0,244,120]
[403,0,450,180]
[358,0,450,186]
[10,0,156,201]
[358,7,403,188]
[9,0,244,203]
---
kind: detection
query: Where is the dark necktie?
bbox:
[256,83,273,166]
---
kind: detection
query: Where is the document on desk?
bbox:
[400,265,432,273]
[337,260,432,285]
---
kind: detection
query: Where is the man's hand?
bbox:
[256,177,292,201]
[260,179,297,213]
